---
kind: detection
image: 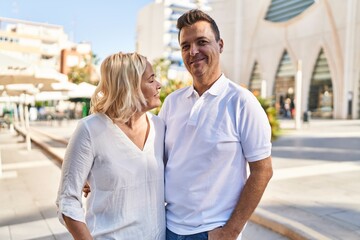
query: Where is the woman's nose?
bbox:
[156,81,162,89]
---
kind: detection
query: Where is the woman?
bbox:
[56,52,165,239]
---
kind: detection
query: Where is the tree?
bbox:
[152,57,171,82]
[67,52,100,85]
[256,96,280,140]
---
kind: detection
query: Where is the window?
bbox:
[249,62,262,95]
[273,51,296,118]
[265,0,315,23]
[308,49,333,118]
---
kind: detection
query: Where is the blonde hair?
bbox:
[90,52,147,123]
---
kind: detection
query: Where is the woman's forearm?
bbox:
[63,214,93,240]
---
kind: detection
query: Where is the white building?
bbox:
[208,0,360,119]
[0,17,97,83]
[137,0,210,80]
[0,17,74,71]
[136,0,360,119]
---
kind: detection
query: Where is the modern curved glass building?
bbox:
[209,0,360,119]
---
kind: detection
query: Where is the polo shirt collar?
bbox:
[185,85,196,98]
[208,74,228,96]
[185,74,228,98]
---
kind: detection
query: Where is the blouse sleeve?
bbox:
[56,120,94,225]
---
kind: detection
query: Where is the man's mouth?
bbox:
[190,57,205,65]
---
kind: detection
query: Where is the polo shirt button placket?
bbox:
[187,93,207,126]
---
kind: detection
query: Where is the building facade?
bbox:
[209,0,360,119]
[0,17,94,80]
[0,17,73,70]
[137,0,209,80]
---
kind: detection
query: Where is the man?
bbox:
[158,9,273,240]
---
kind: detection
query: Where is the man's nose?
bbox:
[190,44,199,56]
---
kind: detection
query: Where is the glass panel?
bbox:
[249,62,262,96]
[265,0,315,23]
[308,49,333,118]
[273,51,296,118]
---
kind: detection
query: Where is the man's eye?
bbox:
[182,45,189,50]
[199,40,207,45]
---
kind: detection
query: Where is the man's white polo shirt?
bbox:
[159,74,272,235]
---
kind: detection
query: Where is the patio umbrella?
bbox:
[35,91,69,101]
[0,67,67,85]
[1,84,40,96]
[68,82,97,99]
[38,81,77,92]
[0,53,68,150]
[0,53,68,85]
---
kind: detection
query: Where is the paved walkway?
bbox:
[253,119,360,239]
[0,128,72,239]
[0,119,288,240]
[1,119,360,239]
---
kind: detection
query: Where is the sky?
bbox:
[0,0,153,62]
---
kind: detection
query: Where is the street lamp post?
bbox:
[295,60,302,129]
[261,80,267,99]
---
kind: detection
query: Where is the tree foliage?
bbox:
[152,57,171,82]
[67,52,100,85]
[67,65,91,84]
[256,96,280,140]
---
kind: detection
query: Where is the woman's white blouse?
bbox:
[56,113,165,239]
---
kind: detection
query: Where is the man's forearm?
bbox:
[226,157,272,233]
[210,157,273,239]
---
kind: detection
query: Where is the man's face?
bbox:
[179,21,223,80]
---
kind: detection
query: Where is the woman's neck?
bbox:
[114,111,150,150]
[123,111,146,129]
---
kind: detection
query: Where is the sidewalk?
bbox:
[1,119,359,239]
[0,120,288,240]
[252,119,360,239]
[0,129,72,239]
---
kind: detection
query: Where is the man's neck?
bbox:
[193,73,222,96]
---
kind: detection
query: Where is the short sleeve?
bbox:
[238,94,272,162]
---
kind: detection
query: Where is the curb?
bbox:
[14,125,64,164]
[250,208,331,240]
[30,133,64,164]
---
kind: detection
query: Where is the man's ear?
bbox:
[219,39,224,53]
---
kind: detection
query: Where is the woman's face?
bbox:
[141,61,162,111]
